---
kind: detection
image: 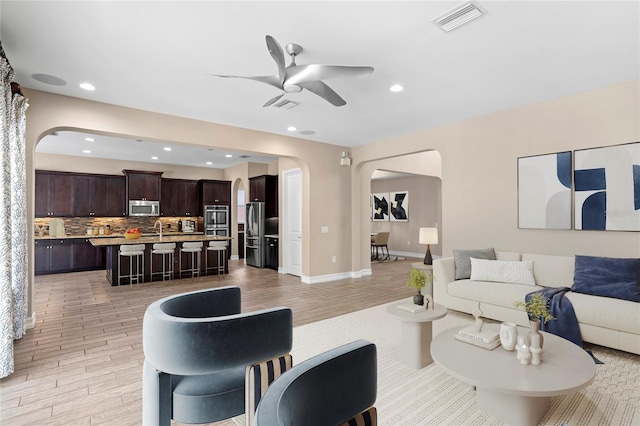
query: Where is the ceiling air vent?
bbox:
[432,1,487,32]
[272,99,299,110]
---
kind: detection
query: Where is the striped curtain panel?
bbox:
[0,43,29,378]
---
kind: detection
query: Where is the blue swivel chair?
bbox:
[142,286,293,426]
[253,340,377,426]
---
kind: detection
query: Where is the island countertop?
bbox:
[89,234,231,246]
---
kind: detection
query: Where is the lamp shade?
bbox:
[419,227,438,245]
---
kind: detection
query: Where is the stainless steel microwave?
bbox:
[129,200,160,216]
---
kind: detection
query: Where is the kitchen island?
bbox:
[90,234,232,285]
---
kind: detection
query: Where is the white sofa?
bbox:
[433,251,640,355]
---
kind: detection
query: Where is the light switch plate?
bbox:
[321,226,329,234]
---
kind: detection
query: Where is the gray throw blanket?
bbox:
[525,287,582,347]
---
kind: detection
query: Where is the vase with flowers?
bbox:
[514,293,555,349]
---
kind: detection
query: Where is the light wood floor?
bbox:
[0,258,418,425]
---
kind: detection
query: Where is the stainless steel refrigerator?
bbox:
[246,202,265,267]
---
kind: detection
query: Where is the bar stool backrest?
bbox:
[121,244,145,254]
[153,242,176,252]
[208,241,227,248]
[182,241,203,251]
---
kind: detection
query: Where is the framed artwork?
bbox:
[372,192,389,221]
[390,191,409,222]
[517,151,572,229]
[574,141,640,231]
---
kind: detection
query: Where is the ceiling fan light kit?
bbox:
[211,35,374,107]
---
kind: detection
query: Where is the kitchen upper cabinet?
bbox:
[35,171,75,217]
[74,175,126,217]
[249,175,278,218]
[200,180,231,206]
[124,170,163,201]
[161,179,200,216]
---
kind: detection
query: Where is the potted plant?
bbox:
[407,268,432,305]
[514,293,555,348]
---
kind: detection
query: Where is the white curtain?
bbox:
[0,46,29,378]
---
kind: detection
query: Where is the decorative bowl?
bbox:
[124,232,141,239]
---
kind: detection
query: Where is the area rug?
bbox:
[234,302,639,425]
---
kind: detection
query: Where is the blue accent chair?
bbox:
[142,286,293,426]
[253,340,377,426]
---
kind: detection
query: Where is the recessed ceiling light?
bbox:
[79,82,95,91]
[287,126,297,132]
[390,84,404,92]
[151,156,159,160]
[163,147,172,151]
[85,137,95,142]
[82,150,91,154]
[225,154,233,158]
[32,73,67,86]
[206,161,213,165]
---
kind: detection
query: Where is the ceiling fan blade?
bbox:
[265,35,286,88]
[285,65,374,86]
[263,93,285,107]
[209,74,281,89]
[299,80,346,107]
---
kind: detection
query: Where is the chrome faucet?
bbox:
[154,220,163,241]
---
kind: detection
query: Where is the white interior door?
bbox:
[283,169,302,276]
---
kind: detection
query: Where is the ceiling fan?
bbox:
[211,35,374,107]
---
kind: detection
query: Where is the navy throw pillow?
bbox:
[572,255,640,302]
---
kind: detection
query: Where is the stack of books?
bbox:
[454,325,500,350]
[396,303,426,313]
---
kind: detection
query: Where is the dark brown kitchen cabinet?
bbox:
[161,179,200,216]
[74,175,126,217]
[124,170,163,201]
[34,239,74,275]
[200,180,231,206]
[249,175,278,218]
[35,171,75,217]
[35,238,106,275]
[73,239,105,271]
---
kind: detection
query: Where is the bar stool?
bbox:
[118,244,145,286]
[205,241,227,276]
[179,241,203,278]
[151,242,176,282]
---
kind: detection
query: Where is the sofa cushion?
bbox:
[566,292,640,334]
[470,258,535,286]
[572,255,640,302]
[453,248,496,280]
[521,253,575,288]
[447,279,544,309]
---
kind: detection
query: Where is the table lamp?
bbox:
[419,227,438,265]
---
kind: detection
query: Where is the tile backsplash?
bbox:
[34,216,203,236]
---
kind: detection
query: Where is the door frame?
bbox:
[282,168,302,276]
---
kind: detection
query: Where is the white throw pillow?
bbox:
[470,258,535,286]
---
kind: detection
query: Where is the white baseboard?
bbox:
[230,254,239,260]
[389,250,424,259]
[26,312,36,329]
[301,268,372,284]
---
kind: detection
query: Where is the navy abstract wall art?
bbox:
[518,151,572,229]
[574,142,640,231]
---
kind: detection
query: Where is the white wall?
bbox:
[353,80,640,272]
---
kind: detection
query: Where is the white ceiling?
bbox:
[1,1,639,168]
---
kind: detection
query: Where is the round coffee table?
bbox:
[386,300,447,369]
[431,324,596,426]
